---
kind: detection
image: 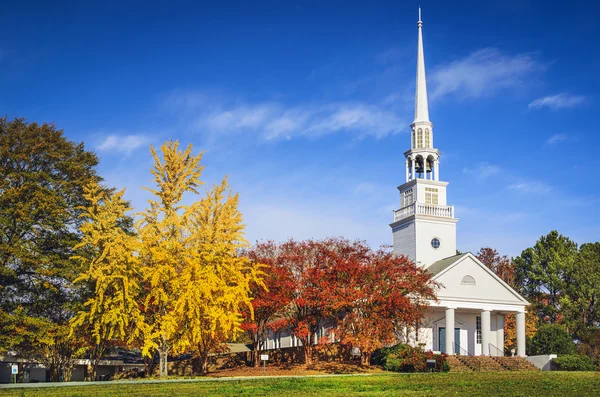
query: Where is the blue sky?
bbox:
[1,0,598,257]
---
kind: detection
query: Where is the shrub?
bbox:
[529,324,576,355]
[552,355,596,371]
[372,344,447,372]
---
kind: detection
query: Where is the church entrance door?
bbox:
[439,328,461,354]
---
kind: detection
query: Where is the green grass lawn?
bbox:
[1,372,599,396]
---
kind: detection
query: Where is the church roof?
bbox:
[426,253,468,276]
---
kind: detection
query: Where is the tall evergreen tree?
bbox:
[514,231,578,324]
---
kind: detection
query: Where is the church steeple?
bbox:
[414,7,430,123]
[390,9,457,268]
[405,9,438,183]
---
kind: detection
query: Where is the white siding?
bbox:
[415,219,456,267]
[392,222,416,263]
[435,256,527,305]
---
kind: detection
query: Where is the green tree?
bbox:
[514,231,578,324]
[562,242,600,340]
[0,117,99,378]
[529,324,576,355]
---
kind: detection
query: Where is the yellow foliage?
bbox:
[137,140,263,375]
[173,178,265,362]
[504,310,538,353]
[137,141,203,359]
[71,182,144,346]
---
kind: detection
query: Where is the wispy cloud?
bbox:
[507,181,552,194]
[528,93,587,110]
[165,92,405,140]
[544,133,568,146]
[463,162,502,181]
[97,134,152,154]
[430,48,543,100]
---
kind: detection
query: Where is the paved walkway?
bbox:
[0,372,382,389]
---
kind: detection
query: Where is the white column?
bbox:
[434,159,439,181]
[481,310,491,356]
[405,159,409,182]
[496,314,505,356]
[445,308,455,355]
[516,311,526,357]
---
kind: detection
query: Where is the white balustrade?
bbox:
[393,202,454,222]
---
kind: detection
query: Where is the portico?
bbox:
[429,306,526,357]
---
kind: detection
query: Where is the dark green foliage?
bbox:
[562,243,600,339]
[529,324,576,355]
[514,231,578,324]
[552,355,597,371]
[372,344,447,372]
[0,117,100,356]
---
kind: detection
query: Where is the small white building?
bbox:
[390,12,528,357]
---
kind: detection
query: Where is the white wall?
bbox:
[436,256,526,305]
[414,180,448,206]
[415,219,456,267]
[392,222,416,263]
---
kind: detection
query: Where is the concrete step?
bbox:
[476,356,506,371]
[446,356,473,372]
[493,357,539,371]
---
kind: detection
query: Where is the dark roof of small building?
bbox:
[426,253,469,276]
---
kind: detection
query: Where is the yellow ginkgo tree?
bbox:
[71,182,144,381]
[137,140,204,378]
[174,177,265,374]
[138,140,264,377]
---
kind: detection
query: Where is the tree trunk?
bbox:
[158,348,169,378]
[303,344,312,365]
[361,351,370,366]
[200,354,209,375]
[62,363,74,382]
[253,349,260,367]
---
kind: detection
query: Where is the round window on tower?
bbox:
[431,238,441,249]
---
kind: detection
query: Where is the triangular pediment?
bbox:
[427,253,529,305]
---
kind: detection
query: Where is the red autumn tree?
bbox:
[241,243,294,366]
[334,246,438,365]
[476,247,515,286]
[245,238,438,366]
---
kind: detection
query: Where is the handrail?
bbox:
[393,202,455,222]
[453,343,481,372]
[488,343,505,357]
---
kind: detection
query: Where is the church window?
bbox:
[476,316,482,344]
[417,129,423,148]
[461,275,476,285]
[402,189,413,208]
[425,187,439,205]
[425,129,431,147]
[411,130,415,148]
[431,238,440,249]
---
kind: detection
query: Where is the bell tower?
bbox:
[390,10,458,267]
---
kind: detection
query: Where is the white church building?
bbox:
[264,13,529,358]
[390,12,529,357]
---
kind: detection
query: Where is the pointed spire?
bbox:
[414,8,430,123]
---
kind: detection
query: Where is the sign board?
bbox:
[11,364,18,375]
[260,354,269,361]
